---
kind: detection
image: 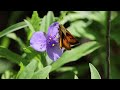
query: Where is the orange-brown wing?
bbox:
[65,30,79,45]
[63,36,71,50]
[59,24,78,50]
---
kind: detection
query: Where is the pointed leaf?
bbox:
[32,66,51,79]
[89,63,101,79]
[0,47,26,64]
[46,11,54,32]
[40,15,47,32]
[68,21,96,40]
[74,74,79,79]
[24,19,35,40]
[17,59,37,79]
[40,11,54,32]
[0,21,27,38]
[30,11,41,31]
[24,19,35,32]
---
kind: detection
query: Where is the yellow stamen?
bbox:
[52,44,55,46]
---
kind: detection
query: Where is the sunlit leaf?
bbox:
[22,46,44,67]
[1,70,14,79]
[30,11,41,31]
[0,37,10,48]
[59,12,82,24]
[51,41,100,72]
[46,11,54,32]
[32,65,51,79]
[89,63,101,79]
[24,19,35,40]
[0,21,27,38]
[68,21,96,40]
[74,74,79,79]
[17,59,37,79]
[40,11,54,32]
[16,62,24,78]
[24,19,35,32]
[40,15,47,32]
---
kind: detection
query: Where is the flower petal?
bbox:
[47,22,60,40]
[46,43,63,61]
[30,31,46,52]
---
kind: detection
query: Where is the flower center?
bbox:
[52,44,55,46]
[47,36,57,47]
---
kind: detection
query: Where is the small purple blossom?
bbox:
[30,22,63,61]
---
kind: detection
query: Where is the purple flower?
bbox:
[30,22,63,61]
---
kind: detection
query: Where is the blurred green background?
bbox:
[0,11,120,79]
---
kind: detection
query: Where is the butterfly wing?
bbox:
[59,29,71,50]
[59,24,79,50]
[65,30,79,45]
[63,35,71,50]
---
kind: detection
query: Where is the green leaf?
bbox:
[0,58,13,74]
[0,47,26,64]
[68,21,96,40]
[24,19,35,40]
[59,11,106,25]
[32,66,51,79]
[25,11,41,39]
[40,15,47,32]
[40,52,47,67]
[111,14,120,45]
[22,46,45,68]
[17,59,37,79]
[1,70,14,79]
[89,63,101,79]
[24,19,35,32]
[0,37,10,48]
[58,11,68,22]
[40,11,54,32]
[46,11,54,32]
[59,12,82,25]
[0,21,27,38]
[6,33,26,48]
[30,11,41,31]
[51,41,100,72]
[88,11,106,25]
[74,74,79,79]
[16,62,24,78]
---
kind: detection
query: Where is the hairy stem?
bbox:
[106,11,111,79]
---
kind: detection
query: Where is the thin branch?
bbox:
[106,11,111,79]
